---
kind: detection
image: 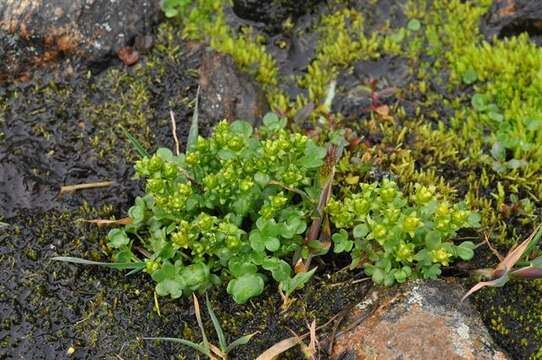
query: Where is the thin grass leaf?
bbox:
[462,268,510,301]
[193,294,210,353]
[143,337,210,356]
[323,80,337,111]
[60,181,113,194]
[121,126,149,158]
[531,256,542,268]
[125,267,144,276]
[255,336,302,360]
[187,86,200,152]
[510,266,542,279]
[0,221,9,228]
[81,217,132,226]
[524,223,542,257]
[52,256,145,270]
[206,294,227,352]
[497,224,541,272]
[226,332,258,353]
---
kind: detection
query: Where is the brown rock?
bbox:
[482,0,542,46]
[0,0,161,82]
[198,51,270,127]
[331,279,509,360]
[117,47,140,66]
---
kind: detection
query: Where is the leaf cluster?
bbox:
[328,179,480,285]
[108,113,326,303]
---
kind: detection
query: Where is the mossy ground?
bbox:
[1,0,542,359]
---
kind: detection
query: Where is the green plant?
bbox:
[145,294,256,359]
[327,179,480,285]
[94,113,325,304]
[160,0,192,18]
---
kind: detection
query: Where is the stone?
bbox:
[0,0,161,82]
[198,50,269,128]
[232,0,322,33]
[481,0,542,46]
[331,279,509,360]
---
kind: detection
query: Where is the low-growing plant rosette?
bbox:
[107,113,327,304]
[328,179,481,285]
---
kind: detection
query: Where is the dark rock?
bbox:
[0,0,161,82]
[232,0,322,33]
[482,0,542,46]
[331,279,509,360]
[198,50,269,128]
[333,56,409,121]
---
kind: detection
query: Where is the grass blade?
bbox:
[524,223,542,257]
[497,224,542,272]
[52,256,145,270]
[120,125,150,158]
[81,217,132,226]
[143,337,210,356]
[125,267,144,276]
[510,266,542,279]
[206,293,227,352]
[462,268,510,301]
[193,294,210,354]
[226,332,258,353]
[255,336,302,360]
[187,86,200,152]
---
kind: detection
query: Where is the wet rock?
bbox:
[333,56,409,120]
[331,279,509,360]
[0,0,161,82]
[198,51,269,128]
[232,0,322,33]
[482,0,542,46]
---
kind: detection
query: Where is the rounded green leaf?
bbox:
[456,241,475,260]
[353,224,369,239]
[249,230,266,252]
[407,19,421,31]
[228,258,258,277]
[425,231,442,250]
[462,68,477,85]
[265,237,281,252]
[471,94,486,111]
[108,228,130,248]
[227,274,265,304]
[181,262,210,288]
[231,120,253,137]
[156,147,174,161]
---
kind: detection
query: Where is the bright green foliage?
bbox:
[107,114,326,303]
[452,35,542,166]
[160,0,192,18]
[328,180,480,285]
[296,8,381,111]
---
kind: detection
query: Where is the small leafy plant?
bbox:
[144,294,256,359]
[103,114,326,304]
[328,179,480,285]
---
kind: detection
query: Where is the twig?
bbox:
[268,180,311,201]
[483,233,504,262]
[326,305,352,354]
[60,181,113,194]
[78,217,132,226]
[170,110,180,156]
